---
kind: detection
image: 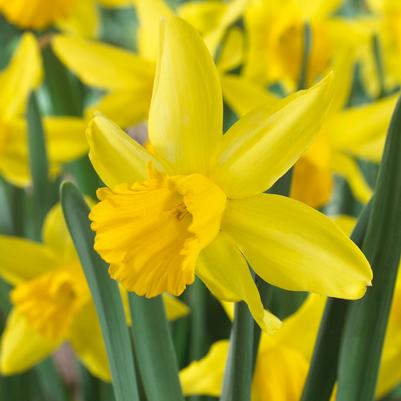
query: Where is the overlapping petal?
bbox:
[86,114,165,188]
[148,16,223,175]
[52,35,154,91]
[196,232,281,333]
[0,237,57,285]
[211,74,334,199]
[223,194,372,299]
[0,310,61,375]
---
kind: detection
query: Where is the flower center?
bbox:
[90,166,227,298]
[11,264,88,340]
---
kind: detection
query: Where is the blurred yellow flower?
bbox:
[0,33,87,186]
[52,0,248,128]
[180,286,401,400]
[87,17,372,334]
[0,202,187,378]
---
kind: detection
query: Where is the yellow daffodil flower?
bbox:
[0,0,130,33]
[86,16,372,335]
[243,0,375,92]
[181,286,401,400]
[52,0,248,128]
[0,33,87,187]
[0,202,187,378]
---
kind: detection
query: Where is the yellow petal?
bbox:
[211,74,334,199]
[0,310,61,375]
[135,0,173,61]
[217,27,244,72]
[332,215,357,237]
[0,0,73,29]
[44,116,88,163]
[69,302,111,382]
[253,343,309,401]
[0,153,30,187]
[99,0,132,6]
[52,35,154,91]
[223,194,372,300]
[148,17,223,175]
[43,203,77,264]
[331,153,372,204]
[57,0,99,38]
[86,114,165,188]
[180,340,229,396]
[271,294,326,360]
[327,94,398,163]
[86,89,152,128]
[163,294,190,321]
[0,236,57,285]
[197,232,281,333]
[221,74,279,117]
[0,33,42,120]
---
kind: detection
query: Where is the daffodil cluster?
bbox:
[0,0,400,400]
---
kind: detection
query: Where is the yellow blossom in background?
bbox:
[0,33,87,187]
[0,0,131,37]
[0,203,187,378]
[52,0,249,128]
[180,286,401,400]
[86,16,372,335]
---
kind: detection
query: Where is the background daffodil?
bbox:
[52,0,247,128]
[0,33,88,186]
[0,202,187,379]
[87,16,372,334]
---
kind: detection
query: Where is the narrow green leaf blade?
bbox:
[337,96,401,401]
[27,92,50,240]
[129,294,185,401]
[220,301,254,401]
[60,181,139,401]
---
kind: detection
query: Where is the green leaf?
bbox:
[300,201,371,401]
[220,301,254,401]
[129,294,185,401]
[337,96,401,401]
[60,181,140,401]
[27,92,50,241]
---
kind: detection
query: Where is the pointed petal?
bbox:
[0,33,42,120]
[86,114,165,188]
[217,27,244,73]
[221,74,279,117]
[331,153,372,204]
[135,0,173,61]
[327,94,397,163]
[86,89,152,128]
[162,294,190,321]
[271,294,326,360]
[43,203,77,264]
[148,17,223,175]
[0,310,60,375]
[69,303,111,382]
[180,340,229,396]
[197,232,281,333]
[211,74,334,199]
[52,35,154,91]
[223,194,372,300]
[0,236,57,285]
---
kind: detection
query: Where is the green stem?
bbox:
[220,302,254,401]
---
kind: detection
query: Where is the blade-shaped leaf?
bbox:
[60,181,139,401]
[129,294,185,401]
[337,96,401,401]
